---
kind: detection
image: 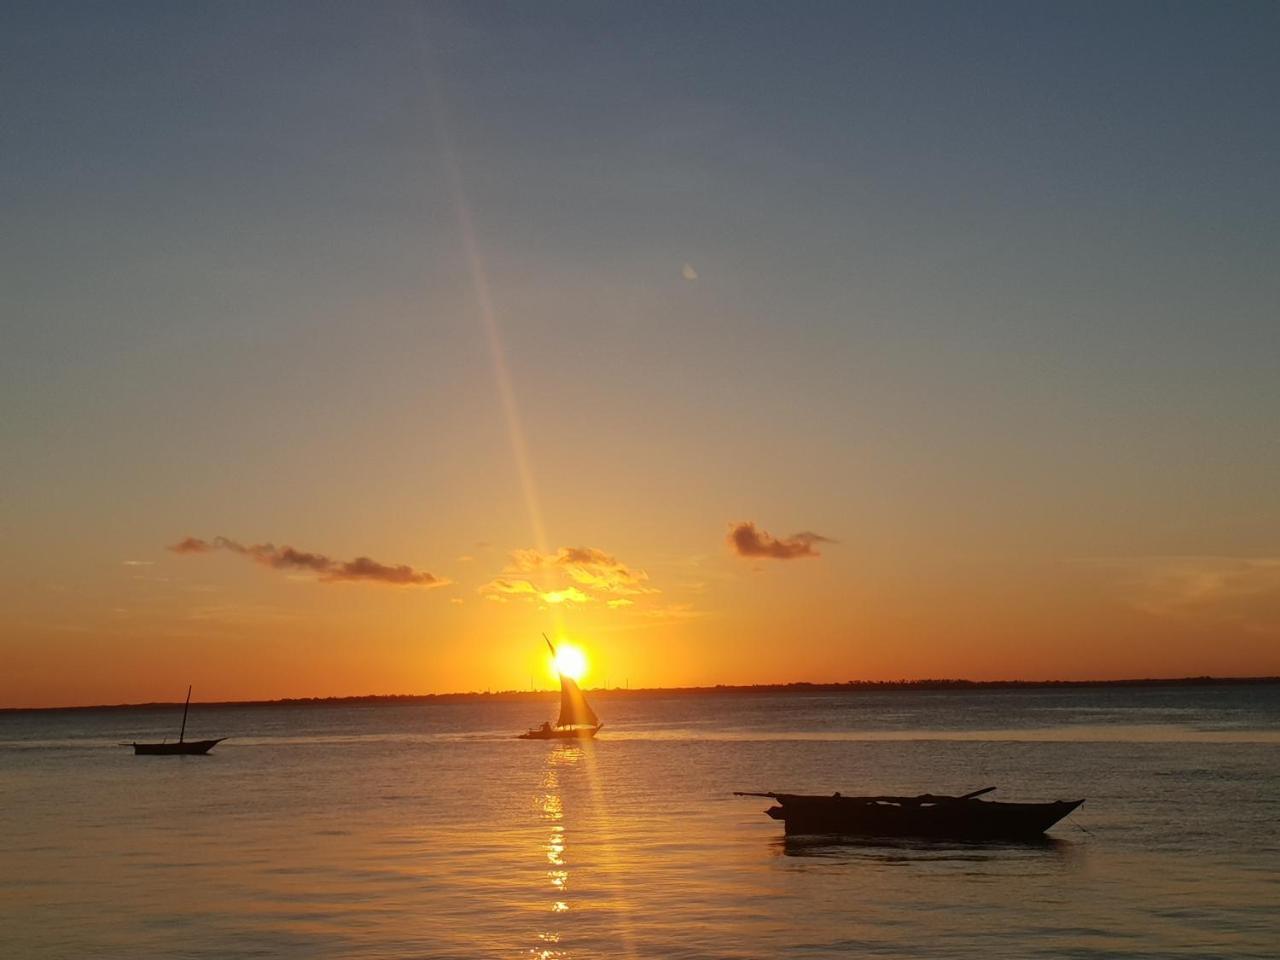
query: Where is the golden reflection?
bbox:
[532,746,578,958]
[547,826,564,866]
[529,739,641,958]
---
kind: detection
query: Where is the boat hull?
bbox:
[132,738,226,756]
[517,725,601,740]
[763,795,1083,840]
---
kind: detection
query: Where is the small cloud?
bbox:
[168,536,447,588]
[507,546,657,597]
[542,587,591,605]
[1083,555,1280,624]
[727,521,834,560]
[483,544,664,611]
[169,536,214,555]
[681,263,699,281]
[478,578,591,606]
[122,560,155,567]
[450,597,465,605]
[478,578,538,603]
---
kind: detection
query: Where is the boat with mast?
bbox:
[126,685,227,755]
[518,636,603,740]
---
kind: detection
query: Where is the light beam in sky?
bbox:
[417,24,565,641]
[435,120,549,557]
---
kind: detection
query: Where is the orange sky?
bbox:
[4,5,1280,708]
[3,524,1278,708]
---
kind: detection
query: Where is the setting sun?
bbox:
[552,644,588,682]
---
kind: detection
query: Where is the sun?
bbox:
[553,643,588,682]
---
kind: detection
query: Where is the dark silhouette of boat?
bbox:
[125,685,227,756]
[518,636,603,740]
[735,786,1083,840]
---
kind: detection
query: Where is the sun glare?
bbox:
[553,644,587,682]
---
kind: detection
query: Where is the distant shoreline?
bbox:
[4,675,1277,714]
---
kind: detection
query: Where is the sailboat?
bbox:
[126,685,227,755]
[517,636,603,740]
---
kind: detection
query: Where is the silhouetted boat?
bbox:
[735,786,1083,839]
[125,685,227,756]
[518,636,603,740]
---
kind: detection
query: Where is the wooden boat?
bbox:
[125,685,227,756]
[518,636,603,740]
[132,738,226,756]
[735,786,1083,840]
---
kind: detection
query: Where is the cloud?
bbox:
[1084,555,1280,625]
[507,546,657,597]
[681,263,699,281]
[478,544,667,612]
[542,587,591,605]
[122,559,155,567]
[479,577,540,602]
[727,521,834,560]
[478,578,593,606]
[168,536,446,588]
[170,536,214,554]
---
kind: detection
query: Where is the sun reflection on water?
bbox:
[531,745,582,958]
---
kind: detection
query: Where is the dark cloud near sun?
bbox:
[727,521,834,560]
[167,536,446,587]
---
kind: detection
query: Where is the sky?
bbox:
[2,1,1278,708]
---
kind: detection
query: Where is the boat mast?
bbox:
[543,634,561,728]
[179,685,192,744]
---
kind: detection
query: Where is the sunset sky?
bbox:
[3,2,1279,707]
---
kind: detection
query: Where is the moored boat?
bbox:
[133,738,227,756]
[518,636,603,740]
[735,787,1083,840]
[125,685,227,756]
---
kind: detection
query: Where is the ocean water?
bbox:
[2,684,1278,959]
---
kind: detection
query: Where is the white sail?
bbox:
[557,674,599,728]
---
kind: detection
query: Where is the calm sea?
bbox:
[2,684,1278,959]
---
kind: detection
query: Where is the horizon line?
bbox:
[4,674,1278,714]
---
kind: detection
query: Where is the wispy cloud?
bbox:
[478,577,592,605]
[479,577,540,602]
[1085,555,1280,624]
[478,544,672,612]
[726,521,834,560]
[681,262,699,281]
[168,536,447,588]
[507,546,657,597]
